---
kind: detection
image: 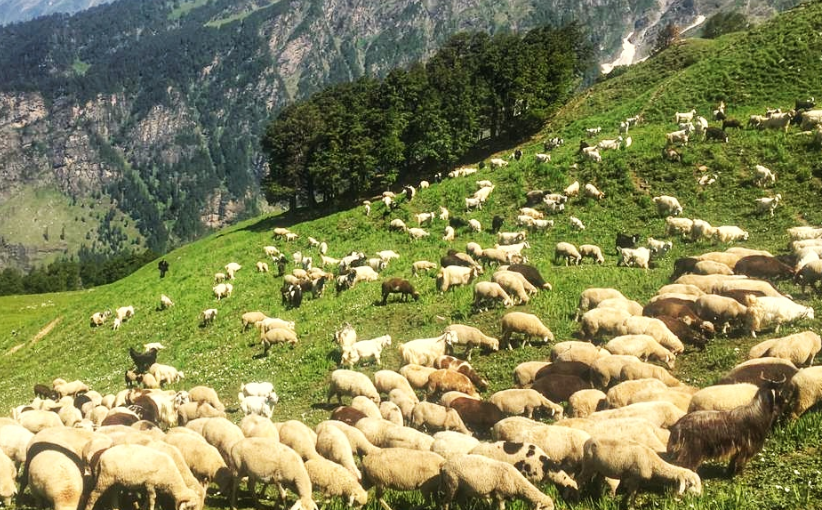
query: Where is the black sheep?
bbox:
[506,264,552,290]
[281,284,303,309]
[796,97,816,110]
[671,257,700,280]
[525,190,546,205]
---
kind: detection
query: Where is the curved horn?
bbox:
[759,371,787,385]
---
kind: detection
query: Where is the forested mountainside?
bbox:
[0,0,800,272]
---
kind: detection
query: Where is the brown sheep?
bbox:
[427,370,479,399]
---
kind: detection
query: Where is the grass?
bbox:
[167,0,210,21]
[203,0,283,28]
[3,3,822,510]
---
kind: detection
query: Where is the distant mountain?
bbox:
[0,0,801,270]
[0,0,112,25]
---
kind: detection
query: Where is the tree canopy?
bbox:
[261,23,592,208]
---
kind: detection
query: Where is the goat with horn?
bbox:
[666,373,786,476]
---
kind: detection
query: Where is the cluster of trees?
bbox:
[0,248,158,296]
[261,24,593,209]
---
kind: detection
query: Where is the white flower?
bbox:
[795,470,801,475]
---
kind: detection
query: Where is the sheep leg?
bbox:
[85,478,114,510]
[378,499,394,510]
[230,476,241,510]
[146,488,157,510]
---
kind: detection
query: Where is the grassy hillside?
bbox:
[3,3,822,509]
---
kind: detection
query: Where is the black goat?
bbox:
[705,126,729,142]
[129,347,158,374]
[668,376,786,475]
[616,233,641,250]
[796,97,816,110]
[722,118,743,130]
[491,215,504,233]
[281,283,303,309]
[33,383,58,400]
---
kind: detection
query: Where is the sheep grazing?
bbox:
[653,195,683,216]
[500,312,554,349]
[473,281,514,310]
[411,402,471,434]
[427,369,479,399]
[327,370,380,404]
[667,377,785,475]
[129,346,159,373]
[578,438,701,505]
[666,129,689,146]
[261,327,299,354]
[584,183,604,200]
[506,264,552,291]
[746,296,815,337]
[444,324,500,359]
[228,438,317,510]
[753,165,776,187]
[398,331,457,367]
[411,260,437,277]
[84,444,200,510]
[437,265,479,292]
[213,283,233,300]
[796,260,822,293]
[488,389,563,419]
[555,242,582,266]
[361,448,445,504]
[304,457,368,508]
[389,219,407,232]
[734,255,795,280]
[786,366,822,418]
[579,244,605,264]
[441,454,556,510]
[381,278,419,305]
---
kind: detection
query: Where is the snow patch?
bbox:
[601,32,636,75]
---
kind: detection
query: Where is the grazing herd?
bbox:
[4,96,821,510]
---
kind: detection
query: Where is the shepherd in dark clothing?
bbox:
[158,259,169,278]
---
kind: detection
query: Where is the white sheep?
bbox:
[748,331,821,366]
[444,324,499,360]
[488,389,563,419]
[579,244,605,264]
[440,454,556,510]
[473,281,514,310]
[84,444,200,510]
[149,363,184,386]
[568,389,608,418]
[653,195,683,216]
[465,197,483,211]
[570,216,586,231]
[617,246,651,269]
[304,457,368,507]
[228,438,317,510]
[442,225,455,241]
[666,216,694,237]
[224,262,242,279]
[407,227,430,240]
[713,225,749,243]
[26,448,82,510]
[646,237,673,256]
[360,447,444,503]
[411,260,438,277]
[598,137,622,151]
[327,370,380,404]
[468,218,482,232]
[315,421,365,479]
[551,341,610,365]
[411,402,471,435]
[341,334,392,367]
[555,242,582,266]
[604,335,676,369]
[473,185,495,203]
[582,147,602,162]
[586,127,602,137]
[687,383,760,412]
[489,158,508,168]
[535,153,551,163]
[500,312,554,349]
[437,265,479,292]
[583,183,604,200]
[787,367,822,419]
[578,437,701,503]
[747,296,815,337]
[213,283,233,300]
[389,219,407,232]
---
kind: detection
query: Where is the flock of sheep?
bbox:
[4,96,822,510]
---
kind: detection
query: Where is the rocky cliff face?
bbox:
[0,0,799,270]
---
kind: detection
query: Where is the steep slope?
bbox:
[2,4,822,507]
[0,0,801,271]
